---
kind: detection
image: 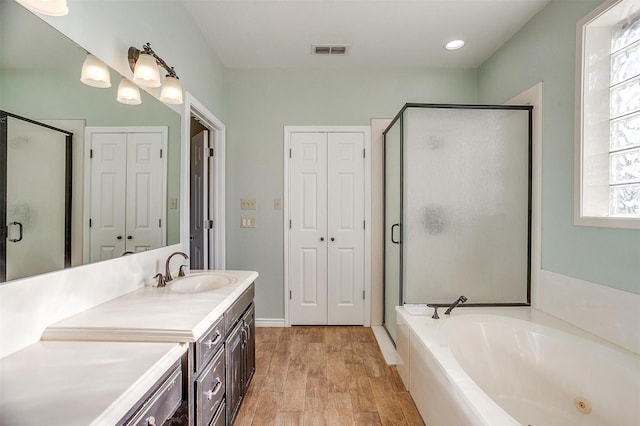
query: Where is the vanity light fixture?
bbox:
[160,76,183,104]
[80,54,111,88]
[445,39,465,51]
[128,43,183,104]
[15,0,68,16]
[116,77,142,105]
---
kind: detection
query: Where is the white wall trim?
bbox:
[283,125,372,327]
[183,92,226,268]
[537,268,640,355]
[506,82,543,306]
[256,318,286,327]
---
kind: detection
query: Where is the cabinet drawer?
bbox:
[195,316,224,372]
[124,361,182,426]
[195,347,225,426]
[225,283,254,334]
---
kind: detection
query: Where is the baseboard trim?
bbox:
[256,318,286,327]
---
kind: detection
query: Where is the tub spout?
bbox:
[444,295,467,315]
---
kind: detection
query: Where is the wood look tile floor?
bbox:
[234,326,424,426]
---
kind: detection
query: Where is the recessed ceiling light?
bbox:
[445,40,465,51]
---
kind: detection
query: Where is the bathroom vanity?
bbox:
[0,341,187,425]
[37,270,258,426]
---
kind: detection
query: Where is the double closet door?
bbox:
[289,131,365,325]
[86,127,167,263]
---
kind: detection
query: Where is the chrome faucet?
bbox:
[444,295,467,315]
[165,251,189,282]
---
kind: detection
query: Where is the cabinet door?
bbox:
[289,132,328,325]
[225,322,244,425]
[327,132,365,325]
[242,304,255,388]
[89,132,127,262]
[125,132,164,253]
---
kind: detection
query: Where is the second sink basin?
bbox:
[169,272,237,293]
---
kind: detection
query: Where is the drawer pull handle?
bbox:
[205,379,222,400]
[146,416,156,426]
[204,331,222,348]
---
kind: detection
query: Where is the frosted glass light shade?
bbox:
[15,0,68,16]
[160,76,183,104]
[133,53,161,88]
[80,54,111,88]
[116,78,142,105]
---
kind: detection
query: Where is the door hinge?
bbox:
[363,290,365,300]
[289,290,292,300]
[89,149,93,159]
[89,218,92,227]
[159,218,162,228]
[160,149,163,159]
[363,220,366,230]
[205,220,214,229]
[289,149,292,158]
[363,149,366,158]
[207,148,215,158]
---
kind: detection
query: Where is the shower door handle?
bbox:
[7,221,23,242]
[391,223,400,244]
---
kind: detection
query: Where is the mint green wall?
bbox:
[478,0,640,294]
[224,68,478,319]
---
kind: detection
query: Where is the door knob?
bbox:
[116,235,122,240]
[330,237,335,242]
[127,236,132,240]
[320,237,325,241]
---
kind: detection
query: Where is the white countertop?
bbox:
[42,270,258,343]
[0,340,186,426]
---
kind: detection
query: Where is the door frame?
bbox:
[83,126,168,264]
[283,125,372,327]
[182,92,226,269]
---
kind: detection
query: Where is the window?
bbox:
[576,0,640,228]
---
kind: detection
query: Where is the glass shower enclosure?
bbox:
[1,111,72,282]
[383,104,533,342]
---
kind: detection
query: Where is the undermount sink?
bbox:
[169,272,237,293]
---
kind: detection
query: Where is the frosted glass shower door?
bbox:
[402,107,531,304]
[383,119,401,341]
[3,115,69,281]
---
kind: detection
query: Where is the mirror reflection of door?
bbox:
[190,117,214,270]
[1,111,71,282]
[85,126,167,263]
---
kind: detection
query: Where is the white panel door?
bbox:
[289,132,328,325]
[125,132,163,253]
[289,131,365,325]
[89,133,127,262]
[327,132,365,324]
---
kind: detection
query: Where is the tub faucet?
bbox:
[444,295,467,315]
[165,251,189,282]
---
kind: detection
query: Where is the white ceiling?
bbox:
[181,0,551,69]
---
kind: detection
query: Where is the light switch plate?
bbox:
[240,216,256,228]
[241,198,256,210]
[169,198,178,209]
[274,198,282,210]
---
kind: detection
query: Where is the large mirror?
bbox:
[0,2,181,283]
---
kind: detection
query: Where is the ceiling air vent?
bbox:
[312,44,350,55]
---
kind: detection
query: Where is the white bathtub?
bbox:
[396,306,640,426]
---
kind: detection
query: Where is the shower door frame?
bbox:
[0,111,73,282]
[382,103,533,339]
